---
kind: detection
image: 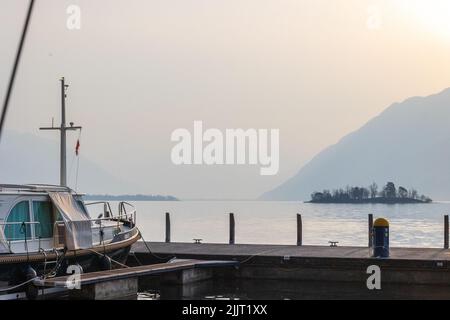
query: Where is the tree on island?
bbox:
[409,189,418,199]
[369,182,378,199]
[309,182,432,203]
[398,186,408,198]
[383,182,397,198]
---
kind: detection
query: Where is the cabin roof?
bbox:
[0,184,81,195]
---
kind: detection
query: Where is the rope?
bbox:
[86,248,130,269]
[0,248,66,294]
[39,249,48,276]
[0,277,38,293]
[21,222,29,263]
[137,229,175,261]
[0,0,35,140]
[75,153,80,192]
[75,129,82,192]
[42,248,67,279]
[137,227,275,265]
[68,129,82,192]
[68,152,76,183]
[130,252,143,266]
[39,249,48,297]
[237,248,282,265]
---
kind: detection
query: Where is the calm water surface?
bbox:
[137,279,450,300]
[101,201,450,248]
[85,200,450,300]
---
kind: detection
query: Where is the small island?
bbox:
[84,194,179,201]
[307,182,432,204]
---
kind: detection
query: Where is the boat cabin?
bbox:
[0,184,135,255]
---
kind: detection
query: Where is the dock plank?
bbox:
[33,259,238,288]
[131,242,450,286]
[132,242,450,261]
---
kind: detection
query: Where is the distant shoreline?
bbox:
[84,194,179,201]
[306,197,431,204]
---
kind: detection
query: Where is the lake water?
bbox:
[104,201,450,248]
[138,279,450,300]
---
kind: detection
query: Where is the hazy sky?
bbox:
[1,0,450,199]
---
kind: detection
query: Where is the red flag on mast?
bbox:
[75,139,80,156]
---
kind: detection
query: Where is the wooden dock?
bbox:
[33,259,238,300]
[132,242,450,286]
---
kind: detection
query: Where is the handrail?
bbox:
[85,201,111,206]
[0,221,41,244]
[119,201,134,212]
[0,201,137,248]
[0,207,137,249]
[85,201,114,218]
[51,212,136,247]
[0,212,136,230]
[55,212,136,224]
[84,201,136,224]
[0,221,40,225]
[118,201,136,224]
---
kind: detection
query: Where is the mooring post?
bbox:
[445,215,449,249]
[297,213,302,246]
[368,214,374,248]
[229,213,235,245]
[165,212,171,243]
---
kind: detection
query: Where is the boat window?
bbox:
[4,201,31,241]
[32,201,54,238]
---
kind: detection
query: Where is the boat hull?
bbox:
[0,227,140,287]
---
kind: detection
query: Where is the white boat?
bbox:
[0,78,140,298]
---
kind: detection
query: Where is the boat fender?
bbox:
[99,255,112,271]
[23,266,38,300]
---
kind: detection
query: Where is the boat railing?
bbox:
[0,202,137,250]
[0,221,41,251]
[84,201,137,223]
[52,211,137,247]
[84,201,114,219]
[118,201,137,224]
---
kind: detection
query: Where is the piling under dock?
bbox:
[132,242,450,286]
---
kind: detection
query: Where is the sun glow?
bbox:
[396,0,450,39]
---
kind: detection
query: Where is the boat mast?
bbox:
[40,77,82,187]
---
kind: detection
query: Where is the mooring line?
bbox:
[238,248,283,264]
[137,229,176,261]
[86,248,130,269]
[0,277,38,293]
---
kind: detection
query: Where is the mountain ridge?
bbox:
[261,87,450,201]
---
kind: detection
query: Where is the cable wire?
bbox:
[0,0,35,140]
